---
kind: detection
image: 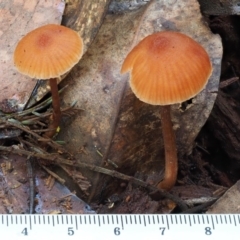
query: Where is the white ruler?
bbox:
[0,214,239,239]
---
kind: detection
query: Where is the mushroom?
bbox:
[121,31,212,190]
[14,24,83,138]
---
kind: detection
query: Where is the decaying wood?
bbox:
[198,0,240,15]
[207,91,240,170]
[63,0,111,50]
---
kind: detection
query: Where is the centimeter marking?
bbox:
[0,214,240,239]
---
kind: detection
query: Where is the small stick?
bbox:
[41,165,65,185]
[219,77,239,89]
[2,119,66,153]
[26,157,35,214]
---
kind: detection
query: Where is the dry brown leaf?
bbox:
[57,0,222,203]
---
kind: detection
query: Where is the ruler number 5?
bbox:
[68,227,74,236]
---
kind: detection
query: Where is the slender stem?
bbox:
[157,105,178,190]
[43,78,61,139]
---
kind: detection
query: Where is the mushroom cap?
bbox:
[121,31,212,105]
[14,24,83,79]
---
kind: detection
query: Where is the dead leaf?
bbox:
[207,180,240,213]
[56,0,222,203]
[198,0,240,15]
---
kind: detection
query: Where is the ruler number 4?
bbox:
[21,228,28,236]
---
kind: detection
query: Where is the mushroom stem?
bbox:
[43,78,61,139]
[157,105,178,190]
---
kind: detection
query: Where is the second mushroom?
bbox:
[121,31,212,190]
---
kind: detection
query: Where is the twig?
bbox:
[26,157,35,214]
[2,119,67,153]
[219,77,239,89]
[181,199,217,213]
[41,165,65,185]
[0,145,188,211]
[9,85,69,118]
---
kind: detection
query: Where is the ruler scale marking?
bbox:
[166,215,170,230]
[188,215,192,227]
[207,215,210,225]
[233,215,237,226]
[0,214,239,238]
[121,215,124,229]
[98,215,100,227]
[211,215,215,230]
[193,215,196,225]
[112,215,114,225]
[152,215,155,225]
[52,215,54,227]
[184,214,187,224]
[29,215,32,230]
[75,216,78,230]
[116,215,119,225]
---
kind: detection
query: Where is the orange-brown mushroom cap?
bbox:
[121,31,212,105]
[14,24,83,79]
